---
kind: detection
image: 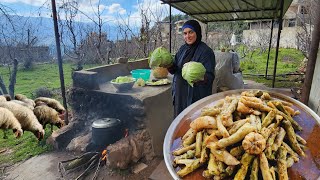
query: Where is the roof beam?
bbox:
[240,0,261,9]
[160,0,292,23]
[202,17,274,23]
[189,8,276,15]
[161,0,197,4]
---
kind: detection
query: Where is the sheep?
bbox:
[14,94,36,108]
[0,95,11,102]
[35,97,65,114]
[0,96,9,138]
[0,101,44,140]
[2,94,11,101]
[0,96,6,102]
[33,104,65,132]
[11,100,34,110]
[0,107,23,138]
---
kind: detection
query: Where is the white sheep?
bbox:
[11,100,35,110]
[0,95,11,102]
[0,107,23,138]
[0,101,45,140]
[14,94,36,108]
[35,97,65,114]
[0,96,6,102]
[33,105,65,132]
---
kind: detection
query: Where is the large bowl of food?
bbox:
[164,89,320,180]
[110,76,135,92]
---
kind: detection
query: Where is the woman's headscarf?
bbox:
[181,20,202,64]
[182,19,202,44]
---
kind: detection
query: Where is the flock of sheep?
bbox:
[0,94,65,140]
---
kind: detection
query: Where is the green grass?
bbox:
[0,128,54,165]
[239,48,305,88]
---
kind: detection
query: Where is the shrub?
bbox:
[32,87,53,98]
[23,58,34,70]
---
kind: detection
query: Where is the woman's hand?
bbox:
[193,74,208,85]
[159,63,173,68]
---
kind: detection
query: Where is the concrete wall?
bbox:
[308,44,320,116]
[243,27,298,49]
[73,58,149,89]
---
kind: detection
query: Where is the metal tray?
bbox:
[163,89,320,180]
[146,79,171,86]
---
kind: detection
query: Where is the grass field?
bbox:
[0,129,53,165]
[239,48,305,87]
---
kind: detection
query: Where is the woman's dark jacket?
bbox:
[168,42,215,117]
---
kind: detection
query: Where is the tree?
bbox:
[0,4,19,97]
[296,0,318,59]
[22,27,39,69]
[59,0,85,69]
[163,14,190,23]
[79,31,111,64]
[59,0,111,64]
[208,21,249,50]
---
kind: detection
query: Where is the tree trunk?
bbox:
[0,76,8,95]
[8,58,18,98]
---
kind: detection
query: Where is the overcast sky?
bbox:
[1,0,182,26]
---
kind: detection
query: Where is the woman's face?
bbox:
[183,28,197,45]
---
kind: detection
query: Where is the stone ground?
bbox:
[1,80,295,180]
[2,151,164,180]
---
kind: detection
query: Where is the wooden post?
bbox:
[272,0,284,88]
[301,0,320,104]
[51,0,69,124]
[265,19,274,78]
[169,4,172,53]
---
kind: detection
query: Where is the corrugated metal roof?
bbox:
[161,0,293,23]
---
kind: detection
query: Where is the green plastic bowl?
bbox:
[130,69,151,81]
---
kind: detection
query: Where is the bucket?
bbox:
[131,69,151,81]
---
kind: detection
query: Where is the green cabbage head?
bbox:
[112,76,134,83]
[182,62,206,87]
[149,47,173,68]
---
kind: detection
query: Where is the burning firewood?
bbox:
[59,150,109,180]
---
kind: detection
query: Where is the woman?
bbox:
[167,20,215,118]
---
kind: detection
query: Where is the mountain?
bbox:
[0,15,119,47]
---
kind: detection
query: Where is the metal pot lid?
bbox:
[92,118,121,128]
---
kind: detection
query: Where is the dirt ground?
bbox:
[2,151,163,180]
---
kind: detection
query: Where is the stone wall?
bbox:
[0,46,50,63]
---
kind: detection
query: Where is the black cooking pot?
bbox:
[91,118,123,148]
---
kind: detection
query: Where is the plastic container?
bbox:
[130,69,151,81]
